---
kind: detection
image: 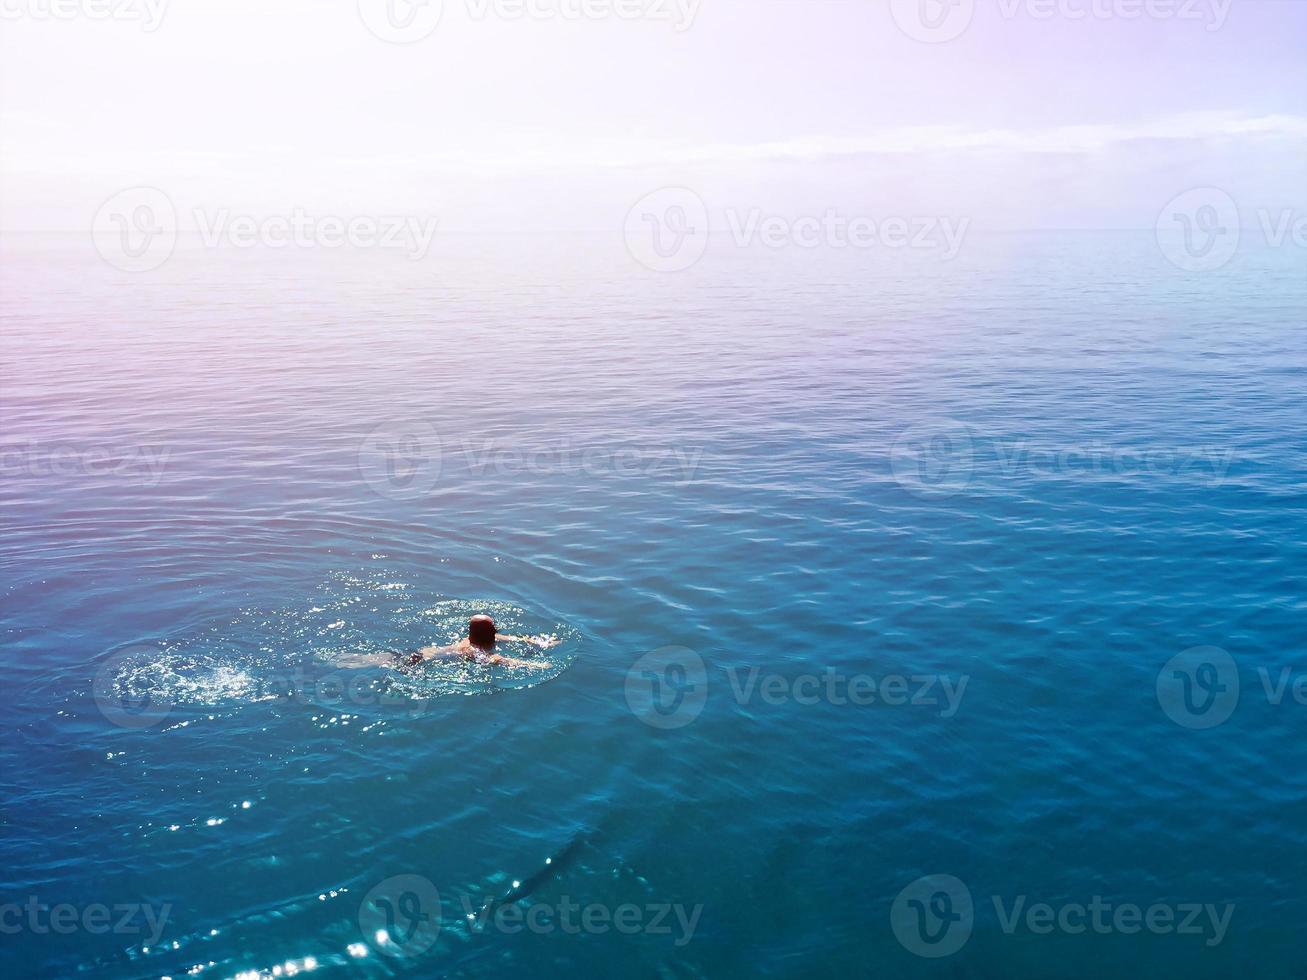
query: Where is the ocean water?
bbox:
[1,231,1304,979]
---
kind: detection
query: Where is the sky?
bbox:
[1,0,1304,231]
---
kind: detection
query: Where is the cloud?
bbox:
[315,112,1307,176]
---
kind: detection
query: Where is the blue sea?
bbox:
[1,231,1304,979]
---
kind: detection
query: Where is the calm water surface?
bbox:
[1,232,1304,978]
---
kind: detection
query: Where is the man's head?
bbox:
[469,615,497,649]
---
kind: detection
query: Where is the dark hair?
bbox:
[469,615,496,648]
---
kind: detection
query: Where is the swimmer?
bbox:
[399,615,558,670]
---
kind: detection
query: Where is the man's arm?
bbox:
[495,633,560,649]
[332,651,397,669]
[335,645,462,669]
[404,644,461,665]
[485,652,553,670]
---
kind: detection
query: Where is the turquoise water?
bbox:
[2,232,1304,978]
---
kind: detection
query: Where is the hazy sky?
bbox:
[1,0,1303,230]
